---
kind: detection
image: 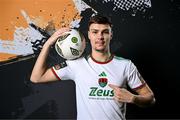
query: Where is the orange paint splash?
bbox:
[0,0,81,62]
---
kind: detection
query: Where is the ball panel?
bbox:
[57,33,70,42]
[70,47,79,56]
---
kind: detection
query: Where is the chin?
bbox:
[95,48,106,52]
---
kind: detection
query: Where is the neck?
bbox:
[91,50,111,62]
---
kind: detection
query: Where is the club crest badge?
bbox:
[98,78,108,88]
[98,71,108,88]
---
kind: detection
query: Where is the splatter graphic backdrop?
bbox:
[2,0,179,119]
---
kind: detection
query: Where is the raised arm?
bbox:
[30,28,70,83]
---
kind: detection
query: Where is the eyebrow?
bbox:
[90,28,110,31]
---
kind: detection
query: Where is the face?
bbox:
[88,23,112,53]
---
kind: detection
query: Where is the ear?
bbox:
[88,30,90,39]
[110,30,113,40]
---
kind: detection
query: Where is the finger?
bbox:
[114,96,122,102]
[109,84,119,90]
[53,28,70,40]
[114,96,119,101]
[58,27,70,33]
[54,27,70,36]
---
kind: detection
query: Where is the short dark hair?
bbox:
[88,14,112,30]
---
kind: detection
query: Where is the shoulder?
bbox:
[66,56,86,62]
[53,57,85,69]
[113,55,131,63]
[113,55,137,69]
[114,55,126,60]
[65,56,87,66]
[53,61,67,70]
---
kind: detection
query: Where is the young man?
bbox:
[30,14,155,120]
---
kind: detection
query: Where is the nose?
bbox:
[97,32,104,40]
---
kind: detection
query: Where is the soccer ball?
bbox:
[55,29,86,60]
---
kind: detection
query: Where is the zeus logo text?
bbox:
[89,87,114,97]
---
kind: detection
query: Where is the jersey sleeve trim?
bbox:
[132,82,146,91]
[51,67,61,80]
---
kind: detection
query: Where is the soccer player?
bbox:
[30,14,155,120]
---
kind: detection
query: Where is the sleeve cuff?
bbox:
[51,67,61,80]
[132,82,146,91]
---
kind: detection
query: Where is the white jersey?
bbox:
[52,55,145,120]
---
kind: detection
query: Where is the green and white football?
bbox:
[55,29,85,60]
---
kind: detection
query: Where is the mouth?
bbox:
[95,41,105,46]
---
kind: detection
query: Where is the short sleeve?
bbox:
[51,61,74,80]
[127,61,145,90]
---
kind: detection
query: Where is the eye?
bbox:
[92,31,98,34]
[103,30,110,34]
